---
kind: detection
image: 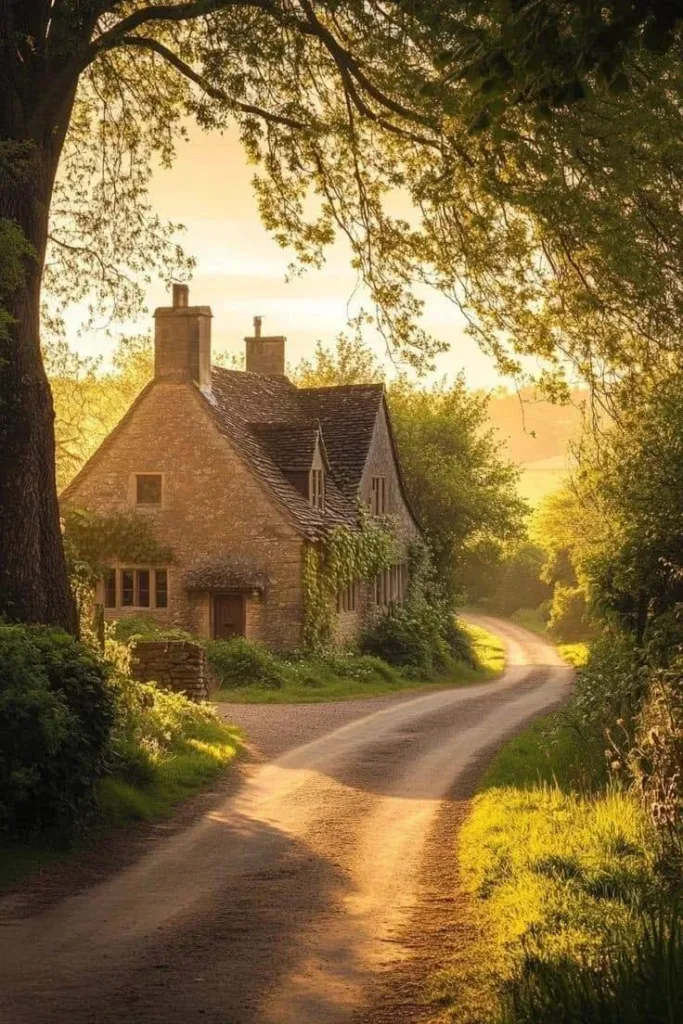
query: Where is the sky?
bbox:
[62,125,511,391]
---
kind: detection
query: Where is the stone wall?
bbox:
[62,381,306,647]
[130,639,214,702]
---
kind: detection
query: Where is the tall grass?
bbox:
[501,907,683,1024]
[436,709,681,1024]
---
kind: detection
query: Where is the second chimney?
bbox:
[245,316,286,376]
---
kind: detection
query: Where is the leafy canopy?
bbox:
[5,2,683,396]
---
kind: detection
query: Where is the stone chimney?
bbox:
[154,285,212,390]
[245,316,286,376]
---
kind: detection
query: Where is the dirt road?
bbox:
[0,616,572,1024]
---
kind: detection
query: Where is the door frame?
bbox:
[211,592,246,639]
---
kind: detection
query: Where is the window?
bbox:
[107,568,169,609]
[371,476,387,516]
[104,569,116,609]
[137,569,150,608]
[121,569,135,607]
[310,468,325,510]
[373,564,407,608]
[336,581,358,614]
[155,570,168,608]
[136,473,162,505]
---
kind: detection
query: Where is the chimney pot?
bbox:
[173,283,189,308]
[253,315,262,338]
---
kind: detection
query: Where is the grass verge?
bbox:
[0,715,242,894]
[96,716,242,825]
[432,712,676,1024]
[215,622,505,703]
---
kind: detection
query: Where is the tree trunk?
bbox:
[0,135,77,633]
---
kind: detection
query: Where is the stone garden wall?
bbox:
[130,639,214,702]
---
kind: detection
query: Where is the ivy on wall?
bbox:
[63,507,174,588]
[303,513,399,648]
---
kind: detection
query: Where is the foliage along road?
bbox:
[0,616,572,1024]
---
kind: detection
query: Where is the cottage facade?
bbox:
[62,285,419,647]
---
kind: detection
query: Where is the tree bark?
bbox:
[0,127,78,632]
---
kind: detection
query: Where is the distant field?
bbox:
[517,459,567,507]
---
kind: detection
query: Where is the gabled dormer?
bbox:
[251,420,330,512]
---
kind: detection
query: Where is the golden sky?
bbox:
[65,126,510,389]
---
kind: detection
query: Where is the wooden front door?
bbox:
[213,594,245,639]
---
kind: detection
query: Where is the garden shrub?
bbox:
[205,637,286,689]
[571,631,645,743]
[112,615,194,643]
[360,597,473,677]
[284,650,402,688]
[0,624,115,836]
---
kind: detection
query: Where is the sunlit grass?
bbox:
[510,606,548,636]
[215,622,505,703]
[467,622,505,676]
[557,641,589,667]
[432,712,669,1024]
[96,718,242,824]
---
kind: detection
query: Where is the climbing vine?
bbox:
[62,507,175,619]
[303,512,399,648]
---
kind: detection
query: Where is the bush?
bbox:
[360,597,473,677]
[629,656,683,853]
[0,624,115,836]
[205,637,286,689]
[112,615,194,643]
[286,650,402,688]
[572,632,645,742]
[548,584,591,642]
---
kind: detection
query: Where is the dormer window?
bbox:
[136,473,162,505]
[371,476,387,516]
[310,468,325,510]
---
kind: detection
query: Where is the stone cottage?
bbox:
[61,285,419,646]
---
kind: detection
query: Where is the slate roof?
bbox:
[61,366,401,541]
[250,420,328,473]
[198,369,387,537]
[298,385,384,496]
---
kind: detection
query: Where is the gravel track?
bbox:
[0,615,572,1024]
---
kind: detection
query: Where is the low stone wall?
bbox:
[130,640,214,702]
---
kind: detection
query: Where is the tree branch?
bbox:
[120,34,308,130]
[337,62,442,153]
[87,0,270,61]
[295,0,436,133]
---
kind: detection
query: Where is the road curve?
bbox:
[0,616,572,1024]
